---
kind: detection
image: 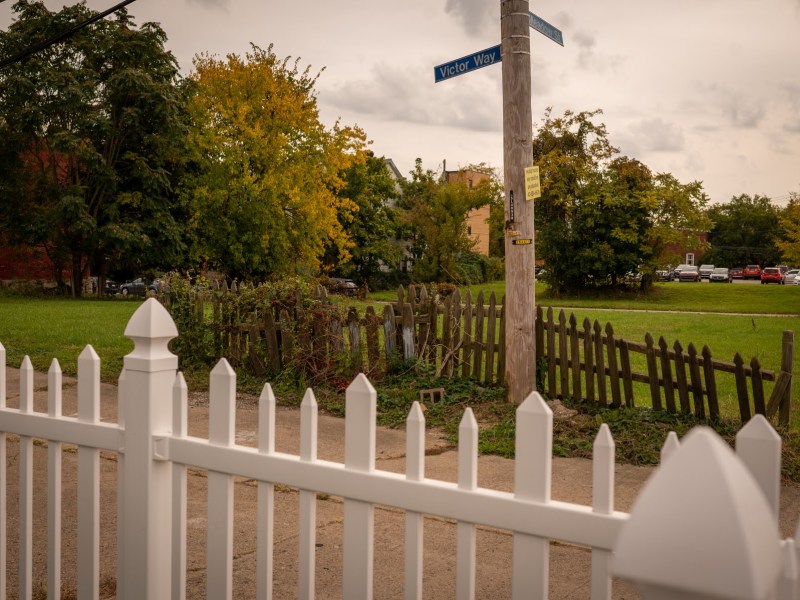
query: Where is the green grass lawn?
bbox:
[369,280,800,315]
[0,297,139,380]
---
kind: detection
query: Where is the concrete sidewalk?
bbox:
[3,368,800,598]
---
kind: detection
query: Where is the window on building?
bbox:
[467,226,473,235]
[686,253,695,266]
[468,179,473,189]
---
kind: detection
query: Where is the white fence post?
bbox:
[120,298,178,598]
[614,426,782,599]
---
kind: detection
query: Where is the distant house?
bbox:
[442,164,492,256]
[664,231,709,267]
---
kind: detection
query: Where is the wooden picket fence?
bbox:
[165,283,794,425]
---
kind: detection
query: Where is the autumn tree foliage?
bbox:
[181,45,367,279]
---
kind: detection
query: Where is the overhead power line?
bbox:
[0,0,138,69]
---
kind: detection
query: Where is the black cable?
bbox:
[0,0,138,69]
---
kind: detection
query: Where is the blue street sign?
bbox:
[529,12,564,46]
[434,44,502,83]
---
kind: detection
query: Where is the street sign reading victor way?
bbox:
[529,12,564,46]
[434,44,502,83]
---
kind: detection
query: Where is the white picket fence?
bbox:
[0,297,796,599]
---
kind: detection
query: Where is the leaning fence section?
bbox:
[167,284,793,425]
[0,299,798,599]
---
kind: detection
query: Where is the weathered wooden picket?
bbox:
[168,283,794,425]
[0,298,797,599]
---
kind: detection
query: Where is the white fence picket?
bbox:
[512,392,552,600]
[344,374,376,600]
[404,402,425,600]
[737,414,782,521]
[172,373,188,600]
[116,370,126,600]
[19,357,33,600]
[591,424,614,600]
[207,359,236,600]
[256,383,276,600]
[47,360,63,600]
[456,409,478,600]
[660,431,680,462]
[299,389,318,600]
[779,538,799,600]
[0,342,5,600]
[77,346,101,600]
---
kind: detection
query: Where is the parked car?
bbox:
[729,267,744,279]
[743,265,762,280]
[678,266,700,282]
[104,279,120,295]
[672,264,693,280]
[698,264,715,279]
[708,267,732,283]
[324,277,358,296]
[119,278,148,296]
[655,268,673,281]
[784,269,799,285]
[760,267,784,285]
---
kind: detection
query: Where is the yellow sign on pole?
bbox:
[525,165,541,200]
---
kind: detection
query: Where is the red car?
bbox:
[760,267,785,285]
[743,264,762,280]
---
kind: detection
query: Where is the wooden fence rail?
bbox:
[164,283,794,425]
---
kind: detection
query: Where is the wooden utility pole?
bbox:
[501,0,536,403]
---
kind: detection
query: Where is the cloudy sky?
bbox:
[3,0,799,206]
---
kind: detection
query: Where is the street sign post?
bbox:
[433,45,502,83]
[432,2,563,404]
[529,12,564,46]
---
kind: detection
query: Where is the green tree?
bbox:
[777,193,800,265]
[647,173,711,268]
[0,0,186,295]
[533,109,653,291]
[703,194,782,267]
[398,159,497,283]
[180,45,367,279]
[322,152,401,286]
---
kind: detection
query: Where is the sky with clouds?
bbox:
[2,0,799,206]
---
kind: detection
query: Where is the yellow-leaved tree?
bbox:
[181,44,366,278]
